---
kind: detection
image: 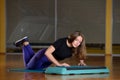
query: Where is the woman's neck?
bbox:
[66,40,72,47]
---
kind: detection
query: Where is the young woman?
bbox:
[15,31,87,70]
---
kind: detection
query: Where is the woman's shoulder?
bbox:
[52,37,68,49]
[53,37,67,44]
[57,37,68,41]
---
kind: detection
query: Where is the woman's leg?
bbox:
[14,37,50,69]
[26,48,52,70]
[22,44,35,67]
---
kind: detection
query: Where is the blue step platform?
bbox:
[45,66,109,75]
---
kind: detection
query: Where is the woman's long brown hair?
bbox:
[68,31,87,60]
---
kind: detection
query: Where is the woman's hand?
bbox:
[57,63,70,67]
[78,60,86,66]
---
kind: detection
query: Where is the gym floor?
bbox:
[0,53,120,80]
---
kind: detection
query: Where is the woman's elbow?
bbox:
[45,45,55,56]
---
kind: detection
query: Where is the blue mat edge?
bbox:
[8,68,45,73]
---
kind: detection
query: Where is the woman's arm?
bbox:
[45,45,70,66]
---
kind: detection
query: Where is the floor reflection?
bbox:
[45,74,109,80]
[0,54,6,80]
[23,73,45,80]
[105,55,113,71]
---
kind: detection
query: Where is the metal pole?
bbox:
[55,0,57,41]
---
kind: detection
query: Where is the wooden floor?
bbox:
[0,54,120,80]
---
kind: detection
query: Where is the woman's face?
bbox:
[72,36,83,48]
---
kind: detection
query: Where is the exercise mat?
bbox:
[8,68,45,73]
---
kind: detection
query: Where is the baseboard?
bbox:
[87,53,120,57]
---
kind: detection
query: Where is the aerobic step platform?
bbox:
[45,66,109,75]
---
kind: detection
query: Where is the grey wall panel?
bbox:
[57,0,106,44]
[6,0,120,47]
[6,0,55,45]
[113,0,120,44]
